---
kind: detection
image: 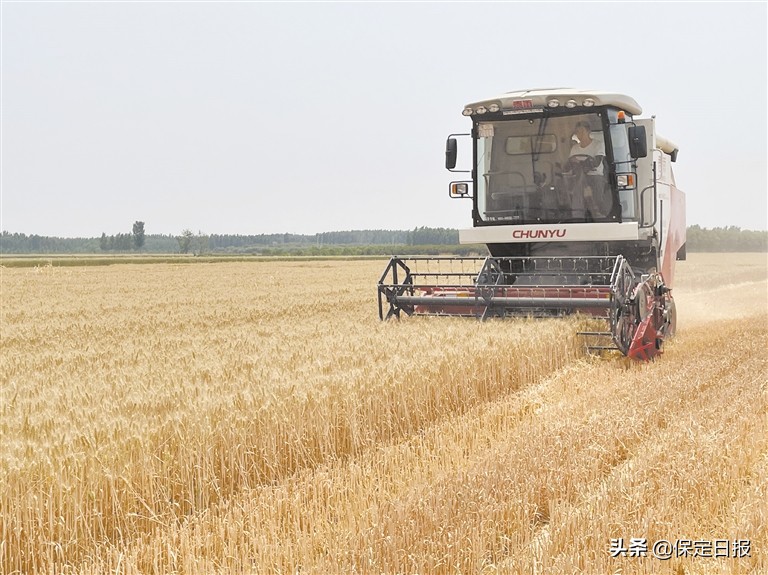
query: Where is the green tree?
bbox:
[177,229,194,254]
[132,221,146,250]
[192,231,209,256]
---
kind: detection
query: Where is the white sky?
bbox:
[2,1,766,237]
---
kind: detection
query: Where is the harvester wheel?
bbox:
[664,298,677,338]
[615,300,639,356]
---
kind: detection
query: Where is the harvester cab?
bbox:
[378,89,686,360]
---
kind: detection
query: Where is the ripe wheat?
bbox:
[0,254,765,573]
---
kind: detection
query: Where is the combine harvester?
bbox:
[378,89,686,360]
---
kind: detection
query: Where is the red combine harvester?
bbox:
[378,89,686,360]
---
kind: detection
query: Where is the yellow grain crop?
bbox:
[0,254,765,574]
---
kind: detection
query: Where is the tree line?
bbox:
[99,222,145,251]
[684,225,766,252]
[1,225,765,255]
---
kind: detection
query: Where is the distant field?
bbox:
[0,253,389,267]
[1,253,765,574]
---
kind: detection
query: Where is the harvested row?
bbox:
[95,313,766,575]
[1,260,584,573]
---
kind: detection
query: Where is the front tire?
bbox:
[663,298,677,338]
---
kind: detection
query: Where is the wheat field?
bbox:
[1,253,766,574]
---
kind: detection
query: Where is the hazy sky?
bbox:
[2,1,766,237]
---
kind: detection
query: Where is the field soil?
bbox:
[1,252,766,574]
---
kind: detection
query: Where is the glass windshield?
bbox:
[475,112,617,224]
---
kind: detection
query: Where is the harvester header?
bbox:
[378,88,686,360]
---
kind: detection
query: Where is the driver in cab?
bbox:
[567,120,615,219]
[569,121,605,175]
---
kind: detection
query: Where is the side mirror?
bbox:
[445,138,457,170]
[628,125,648,158]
